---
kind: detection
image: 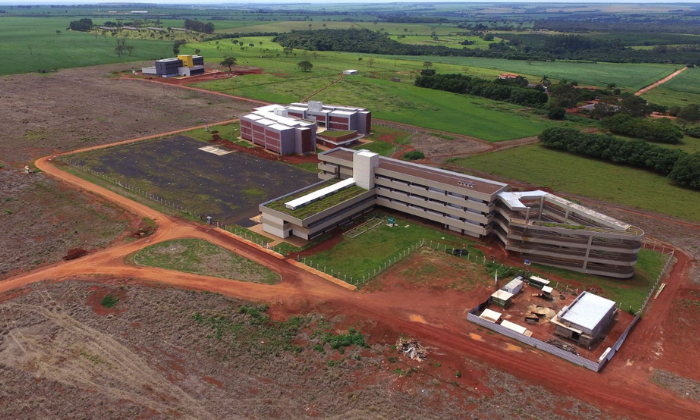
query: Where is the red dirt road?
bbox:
[636,67,688,96]
[1,131,699,418]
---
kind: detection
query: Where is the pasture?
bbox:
[448,145,700,222]
[390,34,499,50]
[0,17,172,76]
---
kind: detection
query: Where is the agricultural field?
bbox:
[0,17,172,76]
[389,34,499,49]
[448,145,700,223]
[67,135,319,225]
[641,67,700,107]
[131,238,281,284]
[379,55,677,90]
[355,125,413,156]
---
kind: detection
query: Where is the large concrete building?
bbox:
[259,148,644,278]
[552,291,617,347]
[239,102,372,154]
[142,55,204,77]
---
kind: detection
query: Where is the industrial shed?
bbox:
[553,291,617,347]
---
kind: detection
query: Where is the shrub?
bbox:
[548,107,566,120]
[402,151,425,161]
[678,104,700,122]
[685,127,700,139]
[101,294,119,308]
[323,328,368,350]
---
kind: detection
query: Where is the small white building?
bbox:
[502,277,524,294]
[479,308,502,323]
[501,320,532,336]
[553,291,616,347]
[343,69,358,75]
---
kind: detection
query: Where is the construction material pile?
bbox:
[546,338,579,355]
[396,337,428,362]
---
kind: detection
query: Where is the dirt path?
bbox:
[122,77,270,107]
[636,67,688,96]
[302,73,345,102]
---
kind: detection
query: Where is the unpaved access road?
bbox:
[636,67,688,96]
[0,130,698,420]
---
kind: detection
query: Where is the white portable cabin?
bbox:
[479,308,502,323]
[502,277,524,294]
[500,320,532,336]
[343,69,358,75]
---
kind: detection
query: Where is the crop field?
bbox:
[641,68,700,107]
[0,17,173,76]
[448,145,700,222]
[69,135,319,225]
[377,55,677,90]
[389,34,499,49]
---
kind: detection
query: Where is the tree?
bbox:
[173,44,180,55]
[114,39,127,57]
[548,107,566,120]
[678,104,700,122]
[297,60,313,72]
[591,96,619,119]
[220,56,237,73]
[367,58,375,67]
[540,75,551,87]
[619,96,651,118]
[194,48,201,55]
[423,61,433,69]
[283,46,293,57]
[124,45,134,56]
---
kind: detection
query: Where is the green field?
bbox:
[378,55,677,90]
[188,37,593,142]
[448,145,700,222]
[355,125,413,156]
[641,68,700,107]
[132,238,280,284]
[302,212,480,284]
[390,34,499,50]
[0,17,173,76]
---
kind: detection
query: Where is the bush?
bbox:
[601,114,683,144]
[101,294,119,308]
[548,107,566,120]
[685,127,700,139]
[678,104,700,122]
[402,151,425,161]
[669,152,700,188]
[323,328,368,350]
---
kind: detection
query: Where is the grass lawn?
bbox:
[448,145,700,222]
[265,181,368,220]
[530,248,668,313]
[389,34,499,50]
[0,17,173,76]
[642,68,700,107]
[302,212,481,285]
[131,238,280,284]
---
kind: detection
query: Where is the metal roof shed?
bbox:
[503,278,524,294]
[559,292,616,335]
[479,308,502,323]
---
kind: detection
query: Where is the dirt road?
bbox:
[635,67,688,96]
[0,129,696,418]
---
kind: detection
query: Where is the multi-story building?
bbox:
[259,148,644,278]
[240,105,318,155]
[142,55,204,77]
[240,102,372,153]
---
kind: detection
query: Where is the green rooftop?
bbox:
[265,180,368,220]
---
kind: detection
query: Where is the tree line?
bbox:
[414,73,548,107]
[272,29,700,64]
[540,128,700,189]
[601,114,683,144]
[184,19,215,34]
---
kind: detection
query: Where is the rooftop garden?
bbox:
[264,180,368,220]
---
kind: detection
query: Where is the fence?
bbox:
[297,238,493,288]
[635,248,675,317]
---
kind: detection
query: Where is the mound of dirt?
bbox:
[63,248,88,261]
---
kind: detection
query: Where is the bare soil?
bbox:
[0,280,625,420]
[0,63,254,168]
[0,170,136,279]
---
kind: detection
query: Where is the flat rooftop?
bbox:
[321,148,507,196]
[263,179,368,220]
[559,291,616,331]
